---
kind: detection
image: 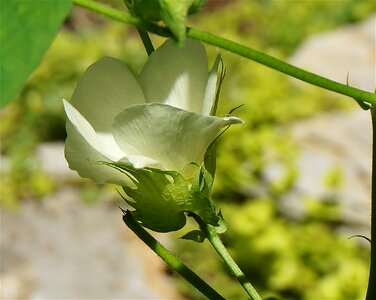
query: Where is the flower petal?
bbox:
[138,39,208,114]
[111,103,243,179]
[63,100,129,185]
[71,57,145,132]
[202,55,221,116]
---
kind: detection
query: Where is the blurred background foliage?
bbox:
[0,0,374,298]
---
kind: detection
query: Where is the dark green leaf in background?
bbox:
[0,0,72,108]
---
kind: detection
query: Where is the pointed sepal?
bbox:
[180,230,206,243]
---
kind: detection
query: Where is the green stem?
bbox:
[122,210,225,300]
[73,0,169,37]
[72,0,375,106]
[74,0,139,25]
[121,0,155,56]
[366,108,376,299]
[195,217,262,300]
[186,28,375,106]
[137,29,155,56]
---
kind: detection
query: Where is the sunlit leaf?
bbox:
[0,0,72,107]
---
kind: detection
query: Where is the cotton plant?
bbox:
[63,39,243,232]
[62,37,263,299]
[3,0,375,299]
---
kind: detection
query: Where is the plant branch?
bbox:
[195,216,262,300]
[186,28,375,106]
[121,209,225,300]
[72,0,375,106]
[74,0,138,25]
[137,28,155,56]
[121,0,155,56]
[366,107,376,300]
[73,0,169,37]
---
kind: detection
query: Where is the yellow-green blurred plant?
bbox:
[175,199,369,299]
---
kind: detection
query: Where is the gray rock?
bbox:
[289,14,376,92]
[1,188,181,299]
[273,14,375,238]
[0,155,10,173]
[278,109,372,238]
[35,142,79,181]
[0,142,79,181]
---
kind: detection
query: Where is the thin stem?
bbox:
[122,209,225,300]
[137,29,155,56]
[72,0,375,106]
[366,107,376,299]
[186,28,375,106]
[121,0,155,56]
[195,216,262,300]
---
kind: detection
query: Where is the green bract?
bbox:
[64,39,242,231]
[108,162,219,232]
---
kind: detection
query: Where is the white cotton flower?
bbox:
[63,39,243,186]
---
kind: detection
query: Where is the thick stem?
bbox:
[122,210,225,300]
[366,108,376,299]
[72,0,375,106]
[195,217,262,300]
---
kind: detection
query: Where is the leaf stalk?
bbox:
[366,108,376,299]
[194,216,263,300]
[122,209,225,300]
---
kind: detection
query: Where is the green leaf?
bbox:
[188,0,207,15]
[214,210,227,234]
[159,0,193,46]
[161,0,208,46]
[125,0,162,22]
[128,0,206,45]
[204,142,217,185]
[0,0,72,107]
[189,128,220,198]
[180,230,206,243]
[107,162,219,232]
[191,161,215,199]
